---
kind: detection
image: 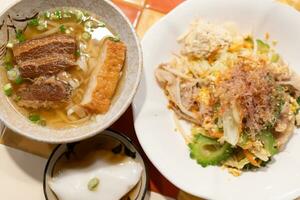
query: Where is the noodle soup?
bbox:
[1,8,127,128]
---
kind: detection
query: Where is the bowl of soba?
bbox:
[0,0,142,143]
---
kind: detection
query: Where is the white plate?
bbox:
[133,0,300,199]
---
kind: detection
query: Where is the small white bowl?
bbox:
[0,0,142,143]
[43,129,149,200]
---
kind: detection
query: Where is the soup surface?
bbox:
[1,8,127,128]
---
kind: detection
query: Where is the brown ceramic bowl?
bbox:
[0,0,142,143]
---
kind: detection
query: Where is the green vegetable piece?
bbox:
[54,10,63,19]
[88,177,99,191]
[7,69,18,80]
[28,18,39,26]
[109,35,120,42]
[259,131,278,156]
[44,11,51,19]
[4,50,13,64]
[97,21,105,27]
[4,62,13,71]
[14,95,21,102]
[37,119,47,126]
[74,10,84,21]
[75,49,81,57]
[82,32,91,41]
[297,96,300,105]
[59,25,66,33]
[15,76,23,85]
[256,39,270,54]
[3,83,12,96]
[189,134,233,167]
[271,53,280,63]
[16,30,26,42]
[28,114,41,122]
[36,20,48,31]
[62,12,72,19]
[238,132,250,149]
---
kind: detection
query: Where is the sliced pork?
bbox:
[13,34,76,63]
[17,76,72,109]
[19,54,77,79]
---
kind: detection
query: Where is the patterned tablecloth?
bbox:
[0,0,300,199]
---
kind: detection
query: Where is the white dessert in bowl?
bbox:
[44,130,148,200]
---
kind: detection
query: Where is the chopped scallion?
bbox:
[256,39,270,54]
[44,11,51,19]
[4,63,13,71]
[54,10,63,19]
[97,21,105,27]
[37,119,47,126]
[109,35,120,42]
[74,10,84,22]
[59,25,66,33]
[271,53,280,63]
[63,12,72,18]
[28,114,41,122]
[75,49,81,57]
[297,96,300,105]
[27,18,39,26]
[16,30,26,43]
[3,83,12,96]
[88,177,99,191]
[15,76,23,84]
[7,69,18,80]
[82,32,91,41]
[14,95,21,102]
[36,20,48,31]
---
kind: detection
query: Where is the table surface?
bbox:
[1,0,300,199]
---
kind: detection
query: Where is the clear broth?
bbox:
[4,8,125,129]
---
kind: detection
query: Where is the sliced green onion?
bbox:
[27,18,39,27]
[62,12,72,19]
[15,76,23,85]
[84,20,93,28]
[4,51,13,64]
[28,114,41,122]
[109,35,120,42]
[36,20,48,31]
[4,63,13,71]
[82,32,91,41]
[14,95,21,102]
[75,49,81,57]
[37,119,47,126]
[16,30,26,43]
[59,25,66,33]
[3,83,13,96]
[256,39,270,54]
[297,96,300,105]
[88,177,99,191]
[271,53,280,63]
[51,10,62,20]
[97,21,105,27]
[44,11,51,19]
[74,10,84,22]
[7,69,18,80]
[54,10,63,19]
